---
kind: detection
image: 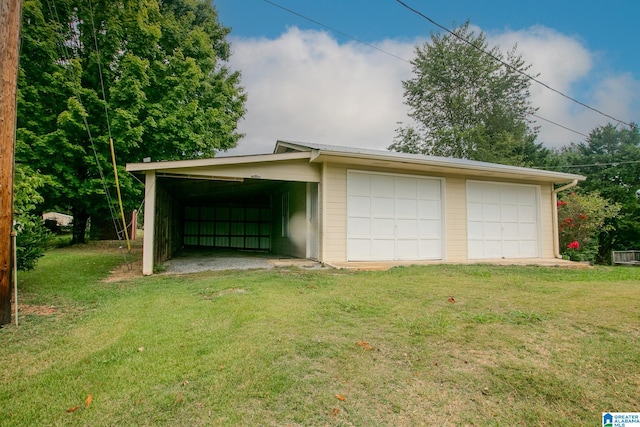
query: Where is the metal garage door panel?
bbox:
[372,197,395,217]
[372,218,395,237]
[348,238,371,259]
[419,199,440,219]
[419,219,440,238]
[396,198,418,217]
[348,195,370,216]
[371,238,396,259]
[397,239,419,259]
[396,218,418,236]
[348,217,370,236]
[349,173,371,195]
[347,171,443,261]
[467,181,540,259]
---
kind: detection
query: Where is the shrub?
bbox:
[15,215,50,271]
[558,192,620,263]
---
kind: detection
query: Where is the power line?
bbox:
[261,0,606,143]
[394,0,632,128]
[532,114,588,138]
[262,0,411,64]
[547,159,640,169]
[44,0,131,253]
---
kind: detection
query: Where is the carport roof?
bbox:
[126,140,586,184]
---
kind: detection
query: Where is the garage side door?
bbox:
[347,171,443,261]
[467,181,540,259]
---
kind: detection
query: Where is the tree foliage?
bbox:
[17,0,246,244]
[557,123,640,263]
[14,165,50,271]
[390,21,546,166]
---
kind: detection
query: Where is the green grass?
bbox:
[1,246,639,426]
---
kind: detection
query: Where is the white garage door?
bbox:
[347,171,443,261]
[467,181,541,259]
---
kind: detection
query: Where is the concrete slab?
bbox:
[327,258,591,271]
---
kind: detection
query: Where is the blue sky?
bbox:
[215,0,640,156]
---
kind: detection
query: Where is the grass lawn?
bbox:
[1,244,639,426]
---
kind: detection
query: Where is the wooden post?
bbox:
[0,0,22,326]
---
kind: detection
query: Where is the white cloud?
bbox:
[220,26,638,156]
[220,28,417,155]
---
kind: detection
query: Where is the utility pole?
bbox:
[0,0,22,326]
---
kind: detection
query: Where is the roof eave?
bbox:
[308,150,586,184]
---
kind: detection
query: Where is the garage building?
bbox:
[126,141,585,275]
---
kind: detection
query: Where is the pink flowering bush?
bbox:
[557,192,620,263]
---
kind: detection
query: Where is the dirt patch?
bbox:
[103,259,144,282]
[202,288,249,300]
[16,304,57,316]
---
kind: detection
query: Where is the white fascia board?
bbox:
[126,151,312,172]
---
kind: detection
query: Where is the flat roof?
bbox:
[275,140,586,184]
[126,140,586,184]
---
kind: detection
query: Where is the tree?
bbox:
[390,21,545,166]
[16,0,246,244]
[557,123,640,263]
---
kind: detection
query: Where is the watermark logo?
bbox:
[603,412,640,427]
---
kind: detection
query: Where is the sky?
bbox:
[214,0,640,157]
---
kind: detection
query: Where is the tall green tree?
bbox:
[557,123,640,263]
[390,21,546,166]
[17,0,246,243]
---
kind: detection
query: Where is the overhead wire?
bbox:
[87,0,131,252]
[45,0,119,229]
[262,0,600,142]
[262,0,411,64]
[394,0,632,128]
[44,0,134,263]
[532,114,588,138]
[547,160,640,169]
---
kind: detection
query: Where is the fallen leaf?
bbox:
[332,408,340,416]
[183,380,189,386]
[66,406,81,413]
[138,346,145,352]
[335,394,346,401]
[356,340,374,351]
[448,296,456,303]
[85,394,93,407]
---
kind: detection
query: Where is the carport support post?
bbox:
[142,171,156,275]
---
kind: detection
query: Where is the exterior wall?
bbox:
[322,164,348,263]
[169,159,320,182]
[444,177,467,261]
[539,183,555,258]
[320,162,556,263]
[272,182,308,258]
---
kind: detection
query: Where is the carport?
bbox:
[127,151,321,275]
